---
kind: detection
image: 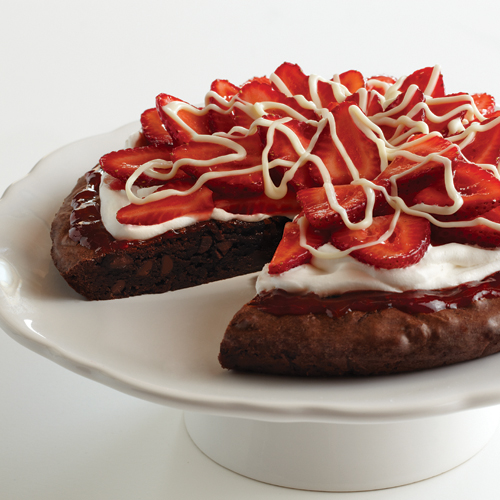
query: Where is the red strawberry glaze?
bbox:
[69,170,116,253]
[68,170,157,253]
[252,271,500,317]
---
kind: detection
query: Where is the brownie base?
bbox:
[51,175,288,300]
[219,297,500,376]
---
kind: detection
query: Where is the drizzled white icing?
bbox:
[100,64,500,295]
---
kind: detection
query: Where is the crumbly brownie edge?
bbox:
[219,297,500,376]
[50,175,288,300]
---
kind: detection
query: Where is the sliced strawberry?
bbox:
[208,79,240,133]
[472,93,496,117]
[214,189,300,215]
[301,135,458,230]
[234,80,316,128]
[425,93,471,136]
[338,70,364,93]
[413,160,500,221]
[243,75,272,86]
[366,75,396,95]
[316,79,342,109]
[268,219,327,274]
[331,213,431,269]
[308,101,381,185]
[156,93,211,145]
[274,68,363,109]
[375,87,426,143]
[140,108,173,145]
[173,132,265,197]
[398,66,445,98]
[298,185,367,229]
[264,118,319,191]
[272,62,311,100]
[377,134,462,202]
[431,206,500,248]
[210,79,240,101]
[345,90,383,116]
[99,144,176,187]
[297,183,391,230]
[460,116,500,166]
[307,121,353,185]
[266,118,317,161]
[116,179,214,226]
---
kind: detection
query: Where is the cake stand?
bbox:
[2,124,500,492]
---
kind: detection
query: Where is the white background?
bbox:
[3,0,500,498]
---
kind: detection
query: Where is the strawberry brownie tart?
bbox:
[51,63,500,375]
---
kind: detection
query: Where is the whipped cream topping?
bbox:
[99,172,272,240]
[257,244,500,296]
[100,173,200,240]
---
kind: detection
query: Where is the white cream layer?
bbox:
[256,243,500,296]
[99,173,272,240]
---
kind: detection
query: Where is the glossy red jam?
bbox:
[68,169,186,254]
[252,272,500,316]
[68,169,116,253]
[68,169,144,253]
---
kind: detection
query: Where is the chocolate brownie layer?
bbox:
[51,174,288,300]
[219,297,500,376]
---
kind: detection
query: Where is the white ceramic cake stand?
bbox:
[3,124,500,492]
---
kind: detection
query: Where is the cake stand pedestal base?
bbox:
[184,405,500,492]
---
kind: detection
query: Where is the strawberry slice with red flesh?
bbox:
[156,93,211,145]
[300,135,458,231]
[173,132,265,197]
[264,117,319,191]
[208,79,240,134]
[398,66,445,98]
[214,189,300,216]
[338,70,365,94]
[234,80,317,129]
[268,219,328,274]
[377,134,462,203]
[308,101,381,185]
[472,93,496,117]
[99,144,177,187]
[461,116,500,166]
[366,75,396,95]
[485,110,500,120]
[376,87,426,142]
[345,90,383,117]
[331,213,431,269]
[140,108,173,145]
[272,62,311,100]
[412,160,500,221]
[316,80,339,109]
[425,93,471,136]
[297,183,391,230]
[243,75,272,86]
[431,206,500,248]
[316,70,365,109]
[210,79,240,101]
[116,179,214,226]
